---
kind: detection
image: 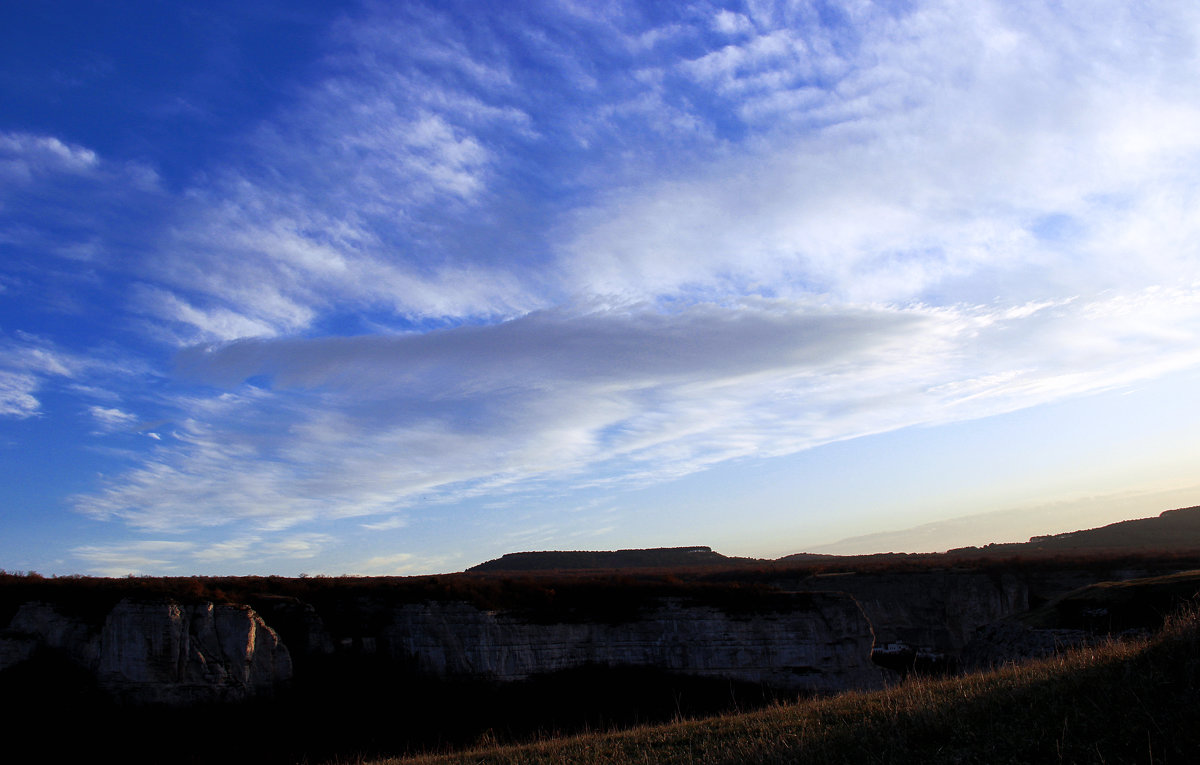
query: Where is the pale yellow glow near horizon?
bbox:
[805,482,1200,556]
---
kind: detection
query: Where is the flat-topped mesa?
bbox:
[467,546,755,572]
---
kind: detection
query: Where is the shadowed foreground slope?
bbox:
[385,606,1200,765]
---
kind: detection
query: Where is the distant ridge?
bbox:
[471,506,1200,573]
[945,505,1200,556]
[1024,505,1200,547]
[467,546,758,573]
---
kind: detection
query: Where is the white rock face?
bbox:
[1,599,292,705]
[98,600,293,704]
[3,593,886,699]
[380,593,885,693]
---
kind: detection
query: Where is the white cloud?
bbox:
[136,285,297,344]
[361,516,409,531]
[347,551,458,576]
[123,4,551,343]
[0,336,90,419]
[0,132,98,182]
[189,536,260,564]
[88,406,137,430]
[71,541,195,577]
[712,10,754,36]
[558,0,1200,305]
[74,287,1200,534]
[11,1,1200,346]
[0,371,41,418]
[684,29,815,93]
[72,534,335,575]
[258,533,333,559]
[355,553,414,574]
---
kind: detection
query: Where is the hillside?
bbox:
[945,504,1200,556]
[1020,569,1200,631]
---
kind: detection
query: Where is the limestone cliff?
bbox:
[1,599,292,704]
[2,592,884,701]
[780,566,1175,671]
[3,562,1181,706]
[371,593,884,693]
[785,571,1030,657]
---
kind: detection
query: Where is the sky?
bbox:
[2,0,1200,577]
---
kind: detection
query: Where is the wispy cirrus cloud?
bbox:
[0,334,91,418]
[72,533,337,576]
[88,406,137,431]
[0,131,164,357]
[12,1,1200,344]
[71,541,195,577]
[0,370,42,419]
[74,287,1200,535]
[125,5,552,344]
[0,132,99,180]
[559,1,1200,306]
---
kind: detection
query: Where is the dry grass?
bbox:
[364,607,1200,765]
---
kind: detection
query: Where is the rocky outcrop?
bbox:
[959,621,1095,670]
[372,593,884,693]
[1,599,292,705]
[785,571,1030,659]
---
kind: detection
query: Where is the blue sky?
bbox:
[3,0,1200,576]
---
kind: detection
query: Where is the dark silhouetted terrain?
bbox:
[2,503,1199,763]
[467,545,762,572]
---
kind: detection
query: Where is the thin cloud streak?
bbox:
[0,334,104,419]
[72,534,337,576]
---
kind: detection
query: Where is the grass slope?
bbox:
[377,608,1200,765]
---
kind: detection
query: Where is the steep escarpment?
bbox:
[375,593,882,693]
[0,589,882,702]
[785,571,1030,658]
[0,598,291,704]
[778,563,1183,664]
[961,569,1200,670]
